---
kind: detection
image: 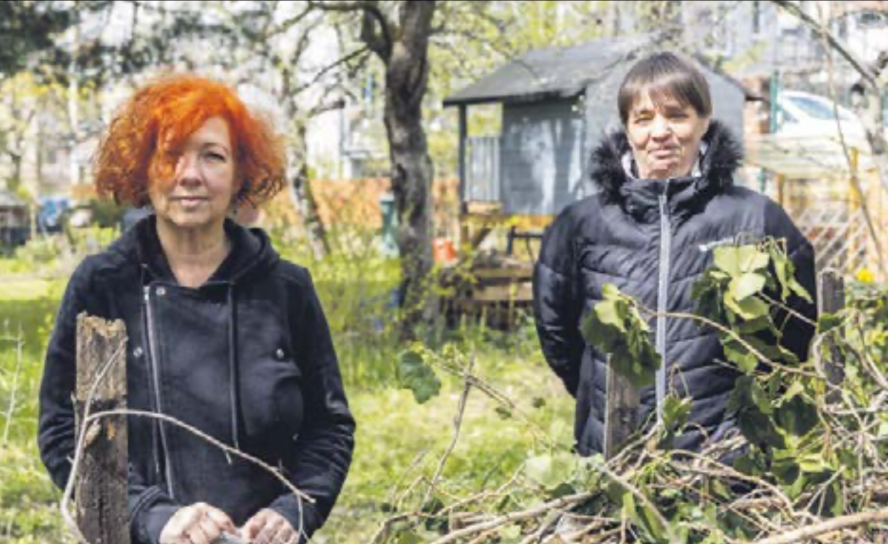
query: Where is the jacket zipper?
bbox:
[144,285,176,500]
[656,180,672,426]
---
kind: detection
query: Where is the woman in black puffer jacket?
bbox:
[533,52,817,457]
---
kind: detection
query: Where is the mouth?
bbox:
[650,148,678,157]
[171,196,209,207]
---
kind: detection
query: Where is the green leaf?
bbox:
[717,245,769,276]
[582,285,661,388]
[602,282,621,298]
[817,312,843,334]
[398,350,441,404]
[768,244,791,299]
[713,246,742,276]
[797,453,830,474]
[531,397,546,409]
[788,278,813,303]
[592,299,626,332]
[729,273,766,301]
[750,380,774,415]
[393,530,423,544]
[776,395,819,437]
[729,377,785,449]
[495,406,513,420]
[740,247,770,273]
[724,341,758,374]
[737,316,774,335]
[662,395,692,433]
[726,296,770,320]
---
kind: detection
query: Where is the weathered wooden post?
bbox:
[603,361,639,460]
[75,314,130,544]
[820,270,846,402]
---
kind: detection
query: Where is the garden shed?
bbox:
[444,34,754,223]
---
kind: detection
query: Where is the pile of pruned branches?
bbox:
[384,241,888,544]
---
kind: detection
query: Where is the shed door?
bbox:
[500,98,584,215]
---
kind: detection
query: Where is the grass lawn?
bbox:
[0,280,57,302]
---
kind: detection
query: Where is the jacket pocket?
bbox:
[240,348,305,449]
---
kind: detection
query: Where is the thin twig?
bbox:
[428,492,591,544]
[1,329,24,445]
[422,355,476,508]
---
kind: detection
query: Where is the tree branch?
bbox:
[754,506,888,544]
[770,0,879,88]
[293,45,370,96]
[308,0,392,59]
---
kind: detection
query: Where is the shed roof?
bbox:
[443,34,758,107]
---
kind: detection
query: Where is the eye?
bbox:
[204,151,227,162]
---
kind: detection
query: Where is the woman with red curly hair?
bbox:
[38,75,355,544]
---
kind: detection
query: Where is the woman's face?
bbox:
[626,92,710,180]
[148,116,238,233]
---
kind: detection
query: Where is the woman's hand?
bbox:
[159,502,237,544]
[240,509,299,544]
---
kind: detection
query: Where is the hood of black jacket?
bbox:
[589,120,744,223]
[107,214,280,285]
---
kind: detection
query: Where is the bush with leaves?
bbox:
[384,240,888,544]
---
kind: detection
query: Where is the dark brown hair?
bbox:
[617,52,712,125]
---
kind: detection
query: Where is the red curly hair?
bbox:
[94,74,286,207]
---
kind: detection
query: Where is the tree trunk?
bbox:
[376,1,437,341]
[292,125,330,258]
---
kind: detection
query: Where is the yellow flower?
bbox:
[856,268,876,284]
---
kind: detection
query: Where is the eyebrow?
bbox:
[197,140,231,154]
[632,102,689,117]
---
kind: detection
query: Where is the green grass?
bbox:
[0,257,573,543]
[0,281,57,302]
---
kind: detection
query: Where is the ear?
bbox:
[701,116,712,136]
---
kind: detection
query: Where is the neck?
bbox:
[155,217,229,286]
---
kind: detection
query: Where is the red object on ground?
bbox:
[434,238,457,263]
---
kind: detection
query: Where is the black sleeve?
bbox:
[268,269,355,542]
[533,208,585,396]
[765,203,818,363]
[37,259,180,544]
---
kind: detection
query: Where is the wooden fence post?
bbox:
[75,314,130,544]
[603,361,639,460]
[820,271,845,402]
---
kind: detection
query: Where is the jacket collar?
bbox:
[590,120,743,223]
[109,214,278,286]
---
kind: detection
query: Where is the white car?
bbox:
[775,90,868,142]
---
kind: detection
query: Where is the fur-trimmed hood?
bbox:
[589,119,744,204]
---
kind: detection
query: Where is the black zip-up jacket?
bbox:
[39,216,355,543]
[533,121,817,456]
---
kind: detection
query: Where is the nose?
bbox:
[650,114,671,140]
[175,152,202,186]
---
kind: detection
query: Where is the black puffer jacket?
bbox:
[533,121,817,456]
[38,216,355,543]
